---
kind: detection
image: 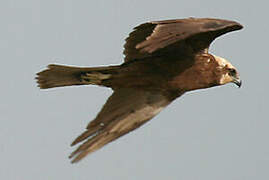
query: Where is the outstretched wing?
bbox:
[69,89,180,163]
[124,18,243,62]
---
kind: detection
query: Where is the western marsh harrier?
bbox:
[36,18,243,163]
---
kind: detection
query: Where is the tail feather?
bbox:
[36,64,116,89]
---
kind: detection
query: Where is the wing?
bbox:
[69,88,180,163]
[124,18,243,62]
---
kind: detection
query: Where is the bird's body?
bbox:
[96,53,220,92]
[36,18,243,163]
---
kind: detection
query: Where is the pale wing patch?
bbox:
[110,106,164,132]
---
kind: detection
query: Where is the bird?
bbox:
[36,17,243,163]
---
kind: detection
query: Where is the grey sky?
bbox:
[1,0,268,180]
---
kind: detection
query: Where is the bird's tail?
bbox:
[36,64,118,89]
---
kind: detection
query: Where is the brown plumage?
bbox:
[36,18,243,163]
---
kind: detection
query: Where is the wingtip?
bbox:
[70,128,101,147]
[70,156,82,164]
[69,147,91,164]
[69,154,80,164]
[231,20,243,30]
[221,18,244,31]
[70,159,78,164]
[69,150,77,159]
[70,138,81,146]
[70,154,83,164]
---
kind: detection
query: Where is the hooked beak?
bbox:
[232,77,242,88]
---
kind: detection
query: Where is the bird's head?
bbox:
[213,55,241,88]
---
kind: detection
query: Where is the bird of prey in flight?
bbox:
[36,18,243,163]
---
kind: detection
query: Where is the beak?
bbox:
[232,77,242,88]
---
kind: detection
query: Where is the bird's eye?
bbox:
[228,68,236,75]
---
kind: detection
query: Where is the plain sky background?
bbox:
[0,0,268,180]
